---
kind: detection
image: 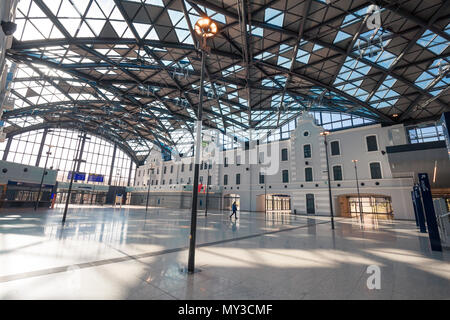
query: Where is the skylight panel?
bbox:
[296,49,310,64]
[168,9,184,26]
[110,6,125,20]
[210,13,226,24]
[312,44,323,51]
[145,0,164,7]
[146,28,159,40]
[251,27,263,37]
[254,51,276,60]
[61,18,82,36]
[22,21,45,41]
[133,23,151,38]
[277,56,291,68]
[174,28,193,44]
[416,30,449,54]
[262,78,276,87]
[414,58,450,92]
[78,22,95,37]
[57,0,80,18]
[334,31,352,43]
[29,1,47,18]
[264,8,284,27]
[86,1,105,19]
[108,21,127,37]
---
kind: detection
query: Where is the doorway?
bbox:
[306,194,315,214]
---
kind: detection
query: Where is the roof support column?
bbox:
[108,144,118,186]
[127,162,133,187]
[2,137,12,161]
[35,128,49,167]
[76,133,87,172]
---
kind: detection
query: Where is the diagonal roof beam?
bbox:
[187,0,449,112]
[277,0,313,128]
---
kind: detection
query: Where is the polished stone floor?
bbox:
[0,206,449,299]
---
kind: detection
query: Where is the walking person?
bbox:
[230,201,238,220]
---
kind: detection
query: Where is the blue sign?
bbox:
[418,173,442,251]
[88,174,104,182]
[68,171,86,181]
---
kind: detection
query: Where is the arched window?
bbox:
[0,128,136,186]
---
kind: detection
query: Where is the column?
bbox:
[108,144,117,185]
[35,128,48,167]
[76,133,87,172]
[127,161,133,187]
[2,136,12,161]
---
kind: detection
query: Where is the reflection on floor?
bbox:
[0,206,449,299]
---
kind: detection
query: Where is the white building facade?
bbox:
[133,114,415,220]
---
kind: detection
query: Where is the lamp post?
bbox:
[114,168,121,207]
[145,172,151,212]
[35,145,53,211]
[264,172,267,215]
[320,131,335,230]
[352,160,364,224]
[205,160,210,216]
[62,133,87,224]
[187,16,218,274]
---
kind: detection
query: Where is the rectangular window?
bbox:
[224,174,228,185]
[170,165,173,173]
[181,163,185,172]
[282,170,289,183]
[236,173,241,185]
[207,175,211,185]
[333,165,343,181]
[305,167,313,181]
[330,141,340,156]
[281,148,288,161]
[224,157,228,167]
[236,156,241,166]
[164,166,167,174]
[259,173,264,184]
[366,135,378,152]
[189,163,193,171]
[303,144,311,158]
[370,162,382,179]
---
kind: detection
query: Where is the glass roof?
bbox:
[4,0,450,163]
